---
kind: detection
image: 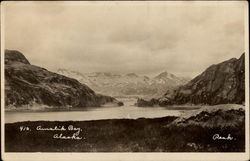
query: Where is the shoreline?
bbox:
[5,107,245,152]
[5,103,244,112]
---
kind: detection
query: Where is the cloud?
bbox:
[3,2,246,78]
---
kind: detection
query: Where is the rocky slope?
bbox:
[136,53,245,106]
[57,69,190,98]
[5,50,122,108]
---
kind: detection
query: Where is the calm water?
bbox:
[5,98,191,123]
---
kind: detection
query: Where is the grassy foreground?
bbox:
[5,109,245,152]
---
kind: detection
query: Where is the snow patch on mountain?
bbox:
[57,69,190,98]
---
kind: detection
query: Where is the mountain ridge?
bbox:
[57,69,190,98]
[5,49,123,108]
[136,53,245,106]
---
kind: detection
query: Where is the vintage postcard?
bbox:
[1,1,249,161]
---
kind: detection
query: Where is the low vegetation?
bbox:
[5,108,245,152]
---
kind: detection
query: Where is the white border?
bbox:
[1,1,6,158]
[1,1,249,161]
[244,2,250,161]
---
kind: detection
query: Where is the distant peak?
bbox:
[91,72,108,76]
[155,71,177,79]
[126,73,138,77]
[156,71,169,77]
[89,72,121,77]
[161,71,169,75]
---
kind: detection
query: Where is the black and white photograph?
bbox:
[1,1,249,161]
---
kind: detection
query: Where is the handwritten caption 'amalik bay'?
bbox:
[19,125,84,140]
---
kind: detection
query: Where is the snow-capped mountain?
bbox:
[153,71,189,85]
[57,69,190,98]
[136,53,245,106]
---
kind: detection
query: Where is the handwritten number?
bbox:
[19,126,30,132]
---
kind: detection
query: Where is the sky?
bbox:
[3,1,247,78]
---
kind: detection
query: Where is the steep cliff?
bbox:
[136,53,245,106]
[5,50,122,108]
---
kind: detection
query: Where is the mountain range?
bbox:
[57,69,190,98]
[5,50,123,108]
[5,49,245,108]
[137,53,245,106]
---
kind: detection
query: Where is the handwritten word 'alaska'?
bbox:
[53,132,83,140]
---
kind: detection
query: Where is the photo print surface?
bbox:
[1,1,249,159]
